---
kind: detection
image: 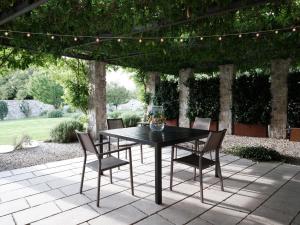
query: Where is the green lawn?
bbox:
[0,117,71,145]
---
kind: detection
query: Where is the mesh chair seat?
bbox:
[174,154,215,169]
[87,156,129,171]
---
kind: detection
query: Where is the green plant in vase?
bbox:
[148,106,166,131]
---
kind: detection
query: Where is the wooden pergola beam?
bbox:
[0,0,48,25]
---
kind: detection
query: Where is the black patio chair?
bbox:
[76,130,134,207]
[170,129,226,203]
[107,118,144,163]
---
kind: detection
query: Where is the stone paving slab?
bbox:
[0,146,299,225]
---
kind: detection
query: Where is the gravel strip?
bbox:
[223,135,300,158]
[0,142,83,171]
[1,135,299,172]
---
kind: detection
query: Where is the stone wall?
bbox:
[2,100,54,120]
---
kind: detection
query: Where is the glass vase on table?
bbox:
[148,106,166,132]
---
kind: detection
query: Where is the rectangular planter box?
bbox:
[165,119,178,127]
[290,128,300,142]
[233,123,268,137]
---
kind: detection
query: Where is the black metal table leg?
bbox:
[155,145,162,204]
[99,134,104,175]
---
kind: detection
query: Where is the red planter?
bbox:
[233,123,268,137]
[165,119,178,127]
[290,128,300,142]
[190,120,218,131]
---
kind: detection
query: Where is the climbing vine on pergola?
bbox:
[1,0,300,74]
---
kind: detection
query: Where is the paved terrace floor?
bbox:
[0,145,300,225]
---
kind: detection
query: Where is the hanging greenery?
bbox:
[0,1,300,74]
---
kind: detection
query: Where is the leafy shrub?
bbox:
[47,109,63,118]
[108,111,122,119]
[19,101,31,117]
[154,80,179,119]
[0,101,8,120]
[39,110,48,117]
[233,74,271,124]
[50,120,84,143]
[225,146,282,161]
[187,77,219,121]
[122,112,141,127]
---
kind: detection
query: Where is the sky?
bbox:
[106,67,137,91]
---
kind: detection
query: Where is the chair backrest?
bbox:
[193,117,211,130]
[201,129,227,155]
[76,130,99,155]
[107,118,125,129]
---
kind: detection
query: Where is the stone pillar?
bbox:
[179,68,194,127]
[88,61,107,139]
[146,71,160,112]
[219,64,235,134]
[269,59,291,139]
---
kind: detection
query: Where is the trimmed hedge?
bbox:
[50,120,84,143]
[233,74,271,125]
[187,77,219,121]
[153,80,179,120]
[47,109,63,118]
[288,72,300,127]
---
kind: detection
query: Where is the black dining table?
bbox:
[98,126,209,204]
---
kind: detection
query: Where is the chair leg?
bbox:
[97,167,101,207]
[80,156,87,194]
[217,162,224,191]
[109,169,113,184]
[125,149,128,159]
[170,146,174,191]
[128,148,134,196]
[175,146,177,159]
[140,144,143,164]
[199,158,204,203]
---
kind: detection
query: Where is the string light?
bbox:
[0,25,299,43]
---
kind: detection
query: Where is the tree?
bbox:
[0,70,32,100]
[53,59,89,114]
[107,82,131,109]
[28,72,64,108]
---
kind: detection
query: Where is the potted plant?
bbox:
[187,77,219,131]
[153,80,179,126]
[288,72,300,142]
[232,74,270,137]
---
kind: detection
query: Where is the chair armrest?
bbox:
[99,147,130,156]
